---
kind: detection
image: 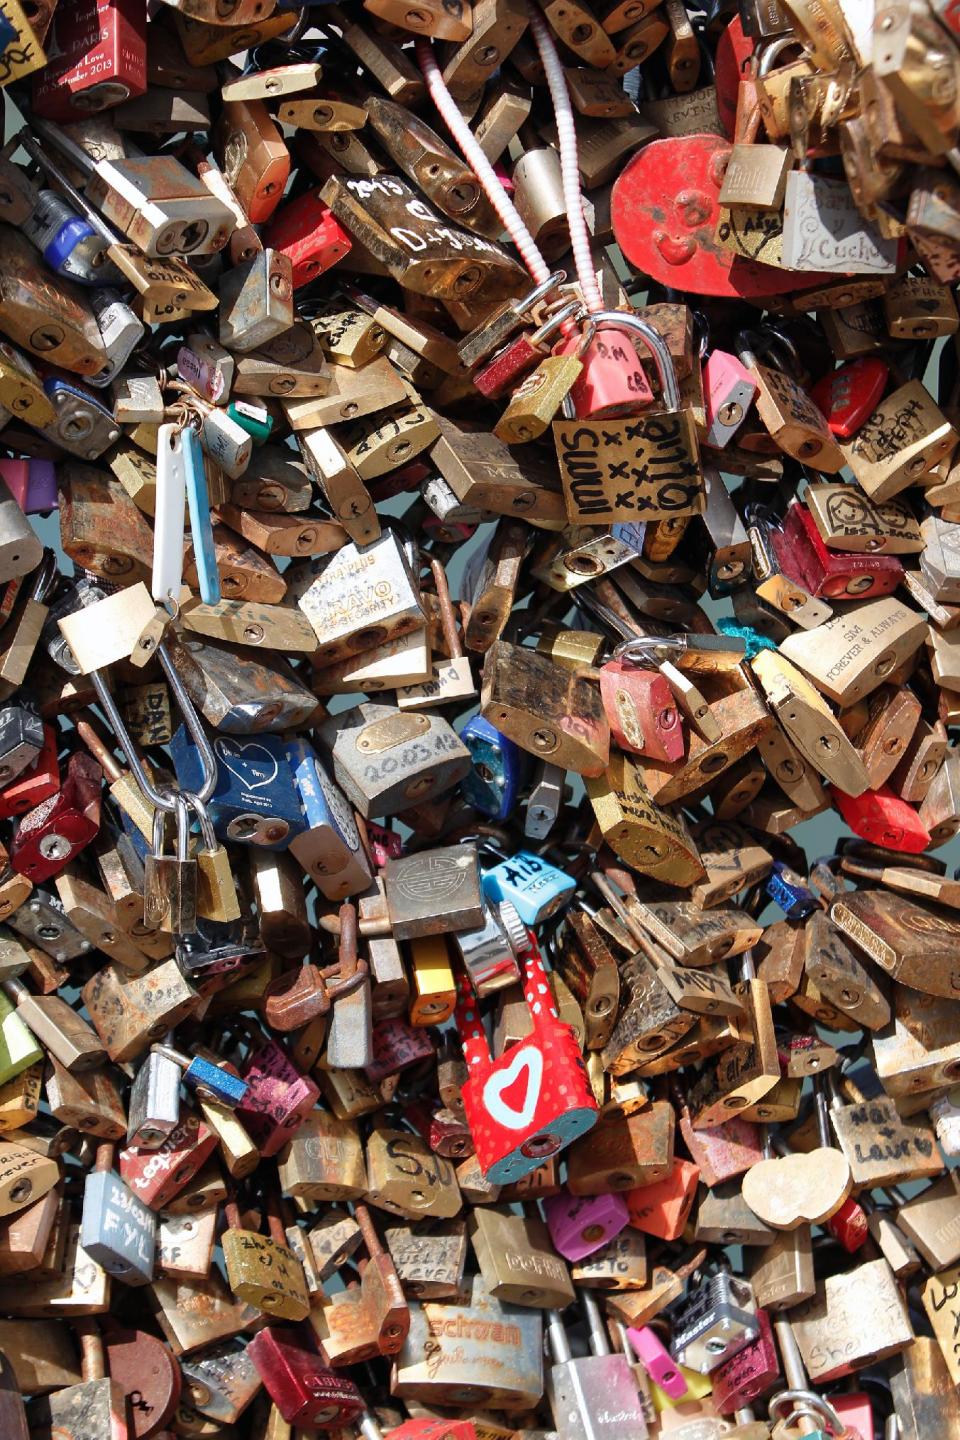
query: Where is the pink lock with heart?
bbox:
[455,930,599,1185]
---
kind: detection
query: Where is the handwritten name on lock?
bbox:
[554,413,702,524]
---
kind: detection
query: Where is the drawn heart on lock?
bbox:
[742,1147,853,1229]
[215,737,280,791]
[483,1044,544,1132]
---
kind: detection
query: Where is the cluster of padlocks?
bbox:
[0,0,959,1433]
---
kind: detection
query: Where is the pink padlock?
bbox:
[236,1030,320,1157]
[598,661,684,761]
[627,1324,689,1400]
[543,1187,630,1261]
[556,319,654,419]
[703,349,758,448]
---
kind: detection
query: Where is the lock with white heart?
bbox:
[455,931,598,1184]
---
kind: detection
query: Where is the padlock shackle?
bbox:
[454,969,492,1076]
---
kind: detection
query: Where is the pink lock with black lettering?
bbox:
[543,1188,630,1261]
[627,1324,689,1399]
[457,933,598,1184]
[555,324,654,418]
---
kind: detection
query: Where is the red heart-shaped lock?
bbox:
[611,134,832,299]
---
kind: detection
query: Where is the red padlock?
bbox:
[366,821,403,869]
[611,135,831,299]
[248,1327,364,1428]
[474,300,582,400]
[826,1194,870,1253]
[777,503,904,600]
[829,1393,874,1440]
[388,1420,477,1440]
[32,0,147,121]
[457,932,598,1184]
[714,15,755,138]
[810,358,890,438]
[711,1307,780,1415]
[831,784,931,854]
[119,1109,218,1211]
[10,751,101,883]
[598,660,685,761]
[0,724,60,820]
[263,190,353,289]
[365,1017,435,1084]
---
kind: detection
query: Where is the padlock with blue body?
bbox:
[285,736,371,897]
[171,725,305,850]
[81,1150,157,1287]
[153,1043,248,1108]
[481,847,576,926]
[765,859,818,919]
[182,425,220,605]
[460,714,527,821]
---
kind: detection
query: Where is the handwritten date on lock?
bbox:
[554,414,703,524]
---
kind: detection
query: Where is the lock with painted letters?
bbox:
[79,1139,156,1286]
[456,930,598,1182]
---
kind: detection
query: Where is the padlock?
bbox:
[459,715,527,820]
[544,1188,630,1261]
[481,846,576,925]
[248,1325,364,1428]
[669,1270,761,1375]
[546,1296,649,1440]
[26,1318,128,1440]
[221,1188,310,1321]
[234,1024,320,1158]
[79,1139,156,1286]
[456,931,597,1182]
[9,752,101,885]
[143,797,198,936]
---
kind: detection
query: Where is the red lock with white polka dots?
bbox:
[455,931,598,1185]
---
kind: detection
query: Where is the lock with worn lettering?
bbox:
[80,1139,156,1286]
[248,1324,364,1429]
[456,930,598,1182]
[221,1187,310,1320]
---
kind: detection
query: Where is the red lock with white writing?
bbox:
[456,932,598,1184]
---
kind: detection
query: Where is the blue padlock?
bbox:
[170,726,305,850]
[81,1155,157,1287]
[765,859,818,919]
[286,737,371,899]
[459,715,527,821]
[153,1043,248,1108]
[481,848,576,926]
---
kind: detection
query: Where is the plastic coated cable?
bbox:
[414,36,552,290]
[526,7,605,315]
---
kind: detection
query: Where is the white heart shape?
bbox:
[482,1045,543,1132]
[215,737,280,792]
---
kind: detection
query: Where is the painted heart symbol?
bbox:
[215,738,280,792]
[482,1045,543,1132]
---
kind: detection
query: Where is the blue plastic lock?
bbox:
[481,849,576,925]
[171,726,305,850]
[459,715,526,821]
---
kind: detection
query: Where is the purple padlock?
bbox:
[543,1187,630,1261]
[0,457,58,514]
